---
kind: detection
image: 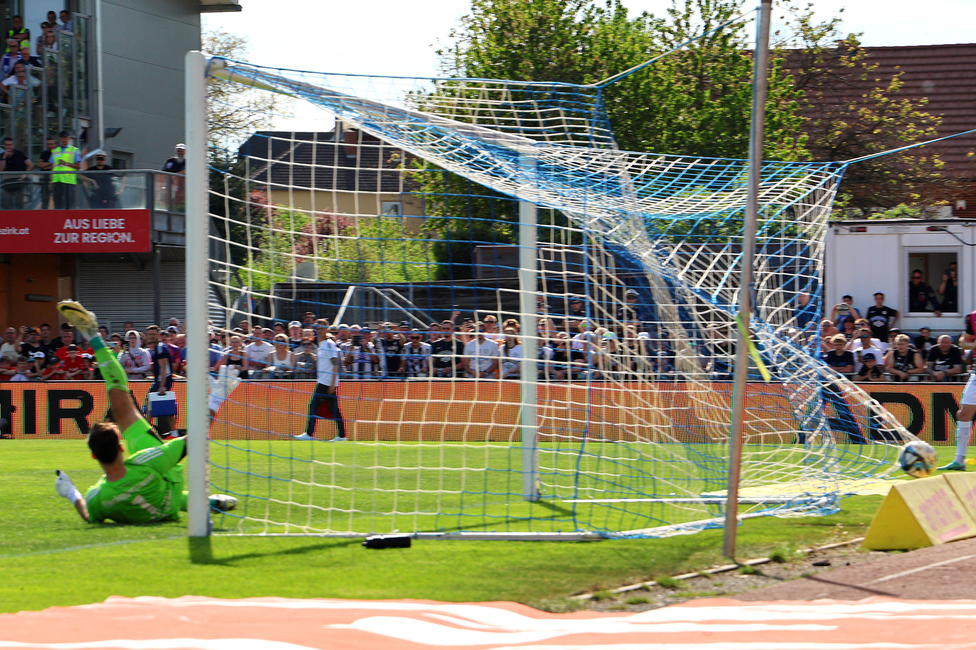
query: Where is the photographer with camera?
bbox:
[341,325,379,379]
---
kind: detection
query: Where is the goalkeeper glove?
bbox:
[55,469,83,504]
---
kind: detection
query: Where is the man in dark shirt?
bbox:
[144,325,176,437]
[161,143,185,209]
[376,325,404,378]
[815,334,865,445]
[927,335,965,382]
[0,135,34,209]
[909,270,942,315]
[161,143,185,174]
[914,326,937,353]
[431,321,464,378]
[35,136,55,209]
[567,297,587,321]
[794,292,817,330]
[939,262,959,313]
[865,292,898,341]
[617,289,643,324]
[19,327,50,364]
[82,150,118,208]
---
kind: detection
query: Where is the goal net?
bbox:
[194,56,913,538]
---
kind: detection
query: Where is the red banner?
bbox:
[0,210,152,253]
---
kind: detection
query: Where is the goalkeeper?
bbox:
[53,300,235,523]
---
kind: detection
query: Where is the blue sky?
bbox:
[206,0,975,130]
[207,0,975,77]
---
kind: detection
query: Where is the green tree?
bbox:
[244,191,435,291]
[440,0,808,160]
[203,28,291,154]
[436,0,952,213]
[420,0,810,267]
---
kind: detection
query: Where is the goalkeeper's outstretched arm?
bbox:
[55,470,89,522]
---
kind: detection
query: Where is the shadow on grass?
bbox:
[531,499,576,519]
[188,535,360,566]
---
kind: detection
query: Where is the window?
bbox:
[110,151,131,169]
[907,251,958,314]
[381,201,401,216]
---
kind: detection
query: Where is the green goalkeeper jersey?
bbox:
[84,436,186,524]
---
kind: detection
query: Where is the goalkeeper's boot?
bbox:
[939,461,966,472]
[328,436,347,442]
[209,494,238,512]
[56,300,100,341]
[294,433,315,440]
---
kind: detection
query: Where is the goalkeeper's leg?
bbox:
[57,300,162,450]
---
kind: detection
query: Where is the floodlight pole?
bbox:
[185,50,210,537]
[723,0,772,560]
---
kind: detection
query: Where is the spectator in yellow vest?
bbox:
[52,130,80,209]
[5,16,29,53]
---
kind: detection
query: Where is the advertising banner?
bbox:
[0,210,152,253]
[0,381,968,443]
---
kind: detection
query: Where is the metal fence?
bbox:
[0,16,91,160]
[0,169,185,216]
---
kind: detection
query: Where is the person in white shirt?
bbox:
[463,322,500,379]
[481,315,505,343]
[571,320,597,351]
[499,328,522,379]
[244,327,273,379]
[295,319,346,441]
[266,334,295,379]
[0,327,21,362]
[847,327,885,372]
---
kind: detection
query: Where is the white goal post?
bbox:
[186,50,211,537]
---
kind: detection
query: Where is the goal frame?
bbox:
[186,50,210,537]
[182,51,545,536]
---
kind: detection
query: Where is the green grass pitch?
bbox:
[5,439,959,613]
[207,438,904,536]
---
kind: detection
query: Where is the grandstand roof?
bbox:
[239,127,420,194]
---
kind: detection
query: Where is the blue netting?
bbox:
[203,58,913,538]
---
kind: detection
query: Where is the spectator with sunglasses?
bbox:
[293,337,318,379]
[431,321,463,378]
[403,331,432,378]
[909,270,942,316]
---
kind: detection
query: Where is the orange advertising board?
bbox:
[0,380,966,443]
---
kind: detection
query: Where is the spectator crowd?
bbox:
[0,276,970,387]
[207,300,672,383]
[812,264,970,384]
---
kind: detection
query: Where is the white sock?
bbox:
[956,421,972,463]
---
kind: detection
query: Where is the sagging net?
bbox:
[202,58,912,537]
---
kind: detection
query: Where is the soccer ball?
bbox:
[898,440,938,478]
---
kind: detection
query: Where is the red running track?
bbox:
[2,595,976,649]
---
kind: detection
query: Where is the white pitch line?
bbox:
[861,555,976,586]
